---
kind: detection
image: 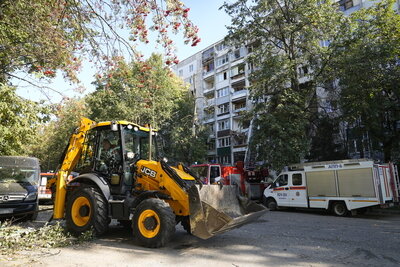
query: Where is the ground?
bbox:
[2,206,400,266]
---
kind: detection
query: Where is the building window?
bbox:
[217,87,229,98]
[218,119,230,131]
[217,137,231,148]
[179,70,183,77]
[219,155,231,164]
[230,47,245,61]
[339,0,360,11]
[216,71,228,82]
[234,102,246,110]
[203,61,214,74]
[208,139,215,150]
[230,64,245,78]
[216,54,229,67]
[217,103,230,115]
[189,64,194,72]
[216,43,227,51]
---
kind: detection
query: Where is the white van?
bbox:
[263,159,399,216]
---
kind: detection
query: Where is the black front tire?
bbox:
[265,198,278,211]
[65,185,109,236]
[133,198,175,248]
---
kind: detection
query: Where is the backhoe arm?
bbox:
[53,117,96,219]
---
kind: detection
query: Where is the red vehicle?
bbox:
[189,162,270,200]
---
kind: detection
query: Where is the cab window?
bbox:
[76,129,98,171]
[292,173,303,186]
[275,174,288,187]
[209,166,220,184]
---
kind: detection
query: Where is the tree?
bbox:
[0,0,200,86]
[222,0,348,170]
[30,98,88,171]
[161,92,208,165]
[87,54,184,127]
[332,0,400,162]
[86,54,207,164]
[0,84,49,155]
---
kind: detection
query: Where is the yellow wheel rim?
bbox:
[71,196,91,227]
[138,209,160,238]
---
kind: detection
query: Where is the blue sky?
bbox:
[16,0,232,103]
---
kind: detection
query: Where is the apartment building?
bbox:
[173,0,398,165]
[173,41,252,165]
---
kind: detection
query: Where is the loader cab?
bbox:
[75,122,156,195]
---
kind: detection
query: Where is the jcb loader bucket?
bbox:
[188,185,267,239]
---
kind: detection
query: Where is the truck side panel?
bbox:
[337,168,375,197]
[306,170,337,197]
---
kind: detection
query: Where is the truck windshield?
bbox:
[0,166,39,185]
[124,127,157,160]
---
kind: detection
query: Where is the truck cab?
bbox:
[263,171,308,208]
[189,164,224,185]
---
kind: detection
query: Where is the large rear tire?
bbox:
[332,202,348,217]
[133,198,175,248]
[65,185,109,236]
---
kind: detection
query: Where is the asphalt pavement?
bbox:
[3,205,400,267]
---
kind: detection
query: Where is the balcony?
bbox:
[205,98,215,107]
[202,47,215,63]
[203,87,215,95]
[232,89,247,101]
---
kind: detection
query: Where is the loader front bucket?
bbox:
[188,184,267,239]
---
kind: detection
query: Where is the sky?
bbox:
[15,0,232,103]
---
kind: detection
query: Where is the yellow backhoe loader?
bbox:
[49,118,266,247]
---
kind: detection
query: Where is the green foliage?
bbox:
[332,0,400,161]
[307,116,347,161]
[87,54,207,164]
[30,98,88,171]
[0,221,93,256]
[0,0,200,85]
[161,92,208,164]
[87,54,184,127]
[0,0,85,83]
[223,0,347,170]
[0,84,49,156]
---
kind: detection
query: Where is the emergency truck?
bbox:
[263,159,399,216]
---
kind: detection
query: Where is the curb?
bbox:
[368,208,400,215]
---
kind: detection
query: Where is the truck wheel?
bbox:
[133,198,175,248]
[65,185,109,236]
[265,198,278,211]
[332,202,348,217]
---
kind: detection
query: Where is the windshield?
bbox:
[189,166,208,183]
[124,127,157,160]
[0,166,39,185]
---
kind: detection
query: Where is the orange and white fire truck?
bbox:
[263,159,399,216]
